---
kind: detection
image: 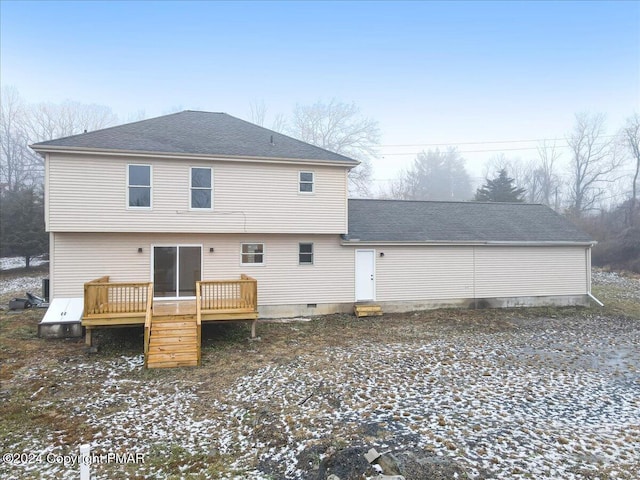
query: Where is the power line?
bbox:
[378,134,618,148]
[377,142,613,156]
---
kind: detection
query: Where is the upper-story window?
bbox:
[190,167,212,209]
[299,171,314,193]
[128,164,151,208]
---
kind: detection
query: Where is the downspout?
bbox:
[588,293,604,307]
[586,246,604,307]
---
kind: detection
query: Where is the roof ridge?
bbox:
[30,110,360,164]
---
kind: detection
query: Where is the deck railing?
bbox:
[196,275,258,352]
[196,274,258,312]
[142,284,153,367]
[84,277,153,317]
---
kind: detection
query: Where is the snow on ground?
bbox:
[211,317,640,479]
[0,274,47,296]
[0,255,48,271]
[592,270,640,302]
[1,256,48,296]
[3,314,638,479]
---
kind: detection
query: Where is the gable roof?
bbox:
[347,199,593,244]
[31,111,359,165]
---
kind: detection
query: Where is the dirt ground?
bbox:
[0,268,638,479]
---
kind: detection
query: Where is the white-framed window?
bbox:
[128,164,151,208]
[241,243,264,265]
[299,243,314,265]
[299,171,314,193]
[190,167,213,210]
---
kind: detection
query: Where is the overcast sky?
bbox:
[2,0,639,187]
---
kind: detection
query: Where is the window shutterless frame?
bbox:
[299,171,314,193]
[127,164,152,209]
[299,242,314,265]
[151,244,203,299]
[189,167,213,210]
[240,243,265,266]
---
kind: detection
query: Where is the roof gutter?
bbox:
[341,240,596,247]
[28,145,359,168]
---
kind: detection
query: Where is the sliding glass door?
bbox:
[153,246,202,298]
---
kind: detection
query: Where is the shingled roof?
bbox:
[31,111,359,165]
[347,199,593,244]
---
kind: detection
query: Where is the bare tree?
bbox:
[249,100,267,126]
[622,113,640,225]
[288,99,380,196]
[533,140,563,209]
[270,112,287,133]
[126,109,147,123]
[26,100,118,141]
[248,100,287,132]
[0,87,36,190]
[1,87,118,190]
[566,113,622,216]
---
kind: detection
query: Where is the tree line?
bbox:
[1,86,638,271]
[378,112,639,271]
[383,113,639,219]
[1,87,119,268]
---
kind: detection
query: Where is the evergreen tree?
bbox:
[0,188,48,268]
[475,168,526,202]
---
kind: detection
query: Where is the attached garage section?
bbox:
[375,246,475,301]
[347,199,595,310]
[474,246,589,298]
[370,244,589,309]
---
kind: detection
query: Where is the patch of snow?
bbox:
[2,283,638,479]
[592,269,640,301]
[261,317,313,323]
[0,274,47,295]
[0,255,48,271]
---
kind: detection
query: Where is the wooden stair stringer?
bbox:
[146,314,200,368]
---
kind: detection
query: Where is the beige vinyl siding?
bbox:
[51,232,354,305]
[474,246,588,297]
[376,246,475,301]
[368,244,587,302]
[47,154,348,234]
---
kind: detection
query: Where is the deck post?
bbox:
[251,319,257,339]
[85,327,92,347]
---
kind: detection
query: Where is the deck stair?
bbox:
[146,315,200,368]
[354,303,383,318]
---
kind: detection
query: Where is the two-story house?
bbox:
[32,111,595,367]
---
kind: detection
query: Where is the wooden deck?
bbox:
[82,275,259,368]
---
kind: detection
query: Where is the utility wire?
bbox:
[378,143,612,155]
[378,134,619,148]
[380,144,604,158]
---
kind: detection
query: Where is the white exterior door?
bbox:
[355,249,375,301]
